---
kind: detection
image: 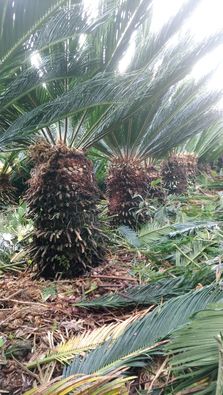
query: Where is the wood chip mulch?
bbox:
[0,250,142,395]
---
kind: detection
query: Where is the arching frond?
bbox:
[177,122,223,162]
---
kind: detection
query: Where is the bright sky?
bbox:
[119,0,223,92]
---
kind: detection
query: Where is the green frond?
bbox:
[1,0,223,154]
[138,220,218,246]
[138,222,173,244]
[97,35,223,160]
[64,285,223,377]
[174,238,216,267]
[0,2,120,111]
[167,302,223,394]
[117,221,219,253]
[0,0,66,63]
[75,268,215,310]
[177,122,223,162]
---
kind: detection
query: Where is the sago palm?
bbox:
[164,121,223,192]
[161,152,198,195]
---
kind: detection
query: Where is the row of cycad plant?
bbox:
[24,142,198,279]
[0,139,199,279]
[0,0,221,282]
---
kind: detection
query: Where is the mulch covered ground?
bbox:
[0,250,143,394]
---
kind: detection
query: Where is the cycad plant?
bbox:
[106,154,150,228]
[167,122,223,189]
[161,152,198,195]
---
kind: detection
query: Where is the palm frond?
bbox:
[0,48,99,111]
[64,285,223,377]
[167,221,219,238]
[0,0,65,63]
[0,2,120,111]
[138,220,219,246]
[75,268,215,310]
[96,31,223,159]
[117,221,219,251]
[174,238,216,267]
[177,122,223,162]
[138,222,173,244]
[167,302,223,394]
[3,23,223,151]
[32,2,115,53]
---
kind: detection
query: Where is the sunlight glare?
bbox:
[151,0,186,33]
[83,0,100,20]
[191,45,223,88]
[118,33,136,74]
[30,52,42,69]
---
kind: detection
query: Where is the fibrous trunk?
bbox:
[107,158,149,228]
[26,143,105,279]
[161,153,198,195]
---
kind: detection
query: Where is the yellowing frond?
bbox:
[23,373,133,395]
[27,315,136,369]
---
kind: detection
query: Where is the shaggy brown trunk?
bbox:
[161,155,188,194]
[26,143,105,279]
[0,174,16,208]
[161,153,198,195]
[107,158,149,228]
